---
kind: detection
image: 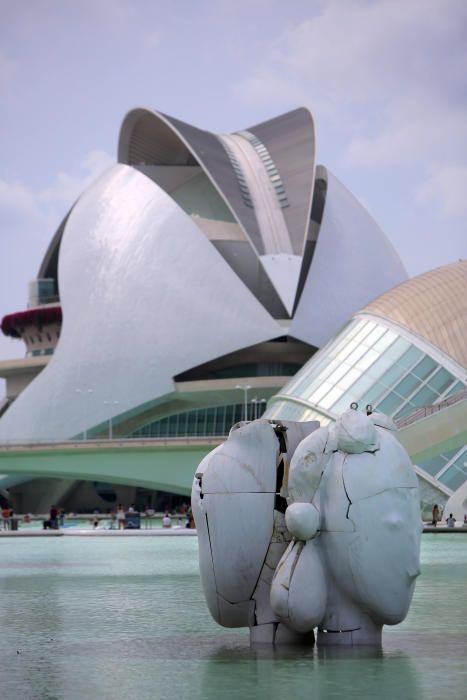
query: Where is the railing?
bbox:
[0,435,226,450]
[395,388,467,429]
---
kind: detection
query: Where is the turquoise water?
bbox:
[0,535,466,700]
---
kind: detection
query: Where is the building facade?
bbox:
[0,107,407,511]
[265,262,467,514]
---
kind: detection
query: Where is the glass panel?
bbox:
[374,361,407,389]
[393,374,420,398]
[376,392,404,416]
[412,356,437,380]
[335,340,358,362]
[449,448,467,472]
[361,325,386,347]
[393,403,420,421]
[383,336,411,362]
[335,372,375,408]
[325,361,355,387]
[309,381,334,404]
[439,466,467,491]
[428,368,455,394]
[372,330,397,353]
[352,321,375,345]
[446,381,465,397]
[320,386,345,410]
[397,346,423,370]
[336,367,361,392]
[354,348,379,372]
[409,385,438,407]
[344,344,368,367]
[418,455,449,477]
[360,382,388,406]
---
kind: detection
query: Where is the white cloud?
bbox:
[0,149,113,239]
[232,0,467,247]
[233,0,467,169]
[415,165,467,218]
[344,99,467,167]
[38,150,113,208]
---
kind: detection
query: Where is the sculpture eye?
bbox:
[366,404,373,415]
[350,402,359,410]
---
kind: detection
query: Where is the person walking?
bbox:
[431,504,440,526]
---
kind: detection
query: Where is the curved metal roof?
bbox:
[362,261,467,368]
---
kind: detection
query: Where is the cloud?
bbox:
[0,149,113,238]
[233,0,467,164]
[38,150,114,208]
[232,0,467,244]
[344,99,467,167]
[415,164,467,218]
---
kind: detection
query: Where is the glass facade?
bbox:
[266,315,466,491]
[127,401,268,439]
[270,318,463,421]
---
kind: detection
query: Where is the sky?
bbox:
[0,0,466,372]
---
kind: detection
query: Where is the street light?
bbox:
[251,397,258,420]
[252,397,267,420]
[103,400,120,440]
[75,388,93,440]
[235,384,252,421]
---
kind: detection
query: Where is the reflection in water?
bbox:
[0,536,466,699]
[199,643,420,700]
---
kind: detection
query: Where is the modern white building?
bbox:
[0,107,407,511]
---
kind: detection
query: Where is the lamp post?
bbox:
[251,397,267,420]
[235,384,252,421]
[103,400,119,440]
[75,388,93,440]
[251,397,258,420]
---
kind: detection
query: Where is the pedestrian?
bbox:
[162,512,172,528]
[446,513,456,528]
[431,504,440,526]
[43,505,59,530]
[116,504,126,530]
[1,505,11,530]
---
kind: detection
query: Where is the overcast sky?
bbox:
[1,0,466,370]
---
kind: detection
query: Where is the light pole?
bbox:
[251,397,267,420]
[251,397,257,420]
[103,400,119,440]
[235,384,252,421]
[75,388,93,440]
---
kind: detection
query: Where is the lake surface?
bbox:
[0,535,466,700]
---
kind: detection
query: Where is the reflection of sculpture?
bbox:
[192,407,421,645]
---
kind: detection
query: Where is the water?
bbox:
[0,535,466,700]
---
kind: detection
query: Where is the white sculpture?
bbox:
[192,406,421,645]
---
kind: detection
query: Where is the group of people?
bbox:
[431,504,467,528]
[114,504,195,529]
[2,502,197,531]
